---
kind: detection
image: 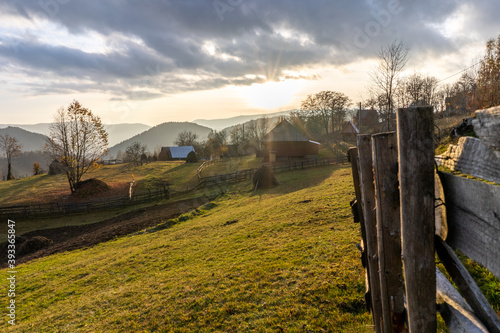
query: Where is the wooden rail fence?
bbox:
[197,157,231,178]
[199,156,347,185]
[0,188,170,218]
[349,106,500,332]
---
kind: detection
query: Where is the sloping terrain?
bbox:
[0,165,372,332]
[0,197,208,267]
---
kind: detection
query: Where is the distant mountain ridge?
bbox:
[0,123,151,147]
[192,110,295,131]
[0,126,48,152]
[106,122,213,158]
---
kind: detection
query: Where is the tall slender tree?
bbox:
[476,35,500,108]
[0,134,22,180]
[369,40,409,130]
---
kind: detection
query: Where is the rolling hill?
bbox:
[0,126,48,152]
[106,122,213,158]
[0,127,51,179]
[192,110,295,131]
[0,123,151,147]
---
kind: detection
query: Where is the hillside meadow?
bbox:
[0,164,374,332]
[0,160,199,207]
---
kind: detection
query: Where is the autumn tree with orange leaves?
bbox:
[46,100,108,193]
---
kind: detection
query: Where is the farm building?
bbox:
[352,108,380,134]
[341,121,359,142]
[262,119,320,160]
[159,146,195,160]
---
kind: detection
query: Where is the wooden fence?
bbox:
[349,106,500,332]
[197,157,231,178]
[0,188,170,218]
[101,159,124,165]
[199,156,347,185]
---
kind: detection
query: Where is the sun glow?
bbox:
[240,80,303,110]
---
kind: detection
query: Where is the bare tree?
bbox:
[0,134,22,180]
[369,40,409,130]
[206,130,228,158]
[230,125,248,157]
[124,142,147,166]
[175,130,198,147]
[46,100,108,193]
[300,92,331,136]
[395,72,440,109]
[246,118,269,157]
[300,91,352,136]
[451,70,478,114]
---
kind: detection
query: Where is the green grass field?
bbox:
[200,155,262,177]
[0,161,198,206]
[0,164,374,332]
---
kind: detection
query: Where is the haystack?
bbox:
[48,159,65,175]
[73,178,111,197]
[253,166,278,189]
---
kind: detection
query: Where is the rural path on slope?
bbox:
[1,196,209,268]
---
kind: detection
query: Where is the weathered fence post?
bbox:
[397,106,436,332]
[357,135,383,333]
[348,147,373,315]
[348,148,366,242]
[372,132,405,333]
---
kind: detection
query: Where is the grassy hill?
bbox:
[0,161,199,207]
[0,165,373,332]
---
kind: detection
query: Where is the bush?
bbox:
[33,162,41,175]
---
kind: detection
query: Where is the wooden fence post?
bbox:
[348,148,366,246]
[357,135,383,333]
[348,147,375,323]
[372,132,405,333]
[397,106,436,332]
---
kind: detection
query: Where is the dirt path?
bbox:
[1,197,209,268]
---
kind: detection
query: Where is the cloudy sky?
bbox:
[0,0,497,125]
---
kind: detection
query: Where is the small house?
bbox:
[262,119,319,160]
[353,109,380,134]
[341,121,359,142]
[159,146,195,160]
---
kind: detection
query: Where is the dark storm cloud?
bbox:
[0,0,498,99]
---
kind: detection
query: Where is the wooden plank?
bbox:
[348,148,367,251]
[436,237,500,333]
[348,147,372,316]
[372,132,405,333]
[348,148,366,249]
[439,171,500,279]
[397,106,436,332]
[436,268,489,333]
[357,134,383,333]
